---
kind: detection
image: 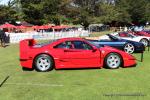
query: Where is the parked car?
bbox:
[87,34,145,54]
[111,32,150,46]
[133,30,150,37]
[20,38,136,72]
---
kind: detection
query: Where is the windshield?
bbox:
[107,34,120,40]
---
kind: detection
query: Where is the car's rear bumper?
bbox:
[20,58,33,69]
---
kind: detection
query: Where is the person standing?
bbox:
[0,29,6,47]
[124,26,128,32]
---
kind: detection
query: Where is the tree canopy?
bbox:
[0,0,149,28]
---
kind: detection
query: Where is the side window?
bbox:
[65,41,73,49]
[54,41,73,49]
[54,42,66,48]
[73,41,93,50]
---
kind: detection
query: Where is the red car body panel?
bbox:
[130,31,150,37]
[99,46,136,67]
[20,38,136,69]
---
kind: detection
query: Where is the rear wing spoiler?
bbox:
[20,39,36,59]
[20,39,36,47]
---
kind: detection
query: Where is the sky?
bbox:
[0,0,9,5]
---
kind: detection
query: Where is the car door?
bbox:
[54,40,101,68]
[69,40,101,68]
[53,41,74,68]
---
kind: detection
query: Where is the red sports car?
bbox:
[20,38,136,72]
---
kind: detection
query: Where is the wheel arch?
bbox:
[33,53,55,69]
[104,52,124,68]
[140,38,149,46]
[140,38,149,43]
[124,42,135,48]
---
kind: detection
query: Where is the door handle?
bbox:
[64,50,69,52]
[64,50,78,52]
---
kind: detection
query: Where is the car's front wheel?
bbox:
[34,54,54,72]
[105,53,122,69]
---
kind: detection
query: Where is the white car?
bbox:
[110,32,150,46]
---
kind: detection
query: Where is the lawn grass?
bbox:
[0,43,150,100]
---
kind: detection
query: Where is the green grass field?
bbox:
[0,39,150,100]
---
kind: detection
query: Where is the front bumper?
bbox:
[123,58,137,68]
[135,46,145,53]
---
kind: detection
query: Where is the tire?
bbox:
[124,43,135,54]
[34,54,54,72]
[105,53,122,69]
[140,38,148,47]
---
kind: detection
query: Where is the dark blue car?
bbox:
[87,34,145,54]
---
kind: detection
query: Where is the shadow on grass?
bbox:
[22,67,34,71]
[21,64,137,72]
[55,67,101,71]
[0,44,9,48]
[121,64,137,69]
[56,65,137,71]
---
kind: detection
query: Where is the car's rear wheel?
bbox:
[140,39,148,46]
[105,53,122,69]
[124,43,135,54]
[34,54,54,72]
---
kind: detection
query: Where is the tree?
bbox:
[129,0,148,23]
[20,0,44,25]
[68,0,119,28]
[20,0,62,25]
[0,0,18,24]
[144,1,150,22]
[1,0,149,27]
[60,0,102,29]
[42,0,61,25]
[115,0,150,25]
[92,2,119,23]
[115,0,131,24]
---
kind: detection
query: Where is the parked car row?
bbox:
[19,30,150,72]
[111,32,150,47]
[90,30,150,54]
[87,34,145,54]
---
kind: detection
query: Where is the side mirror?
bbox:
[92,47,97,52]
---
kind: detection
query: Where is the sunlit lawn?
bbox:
[0,41,150,100]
